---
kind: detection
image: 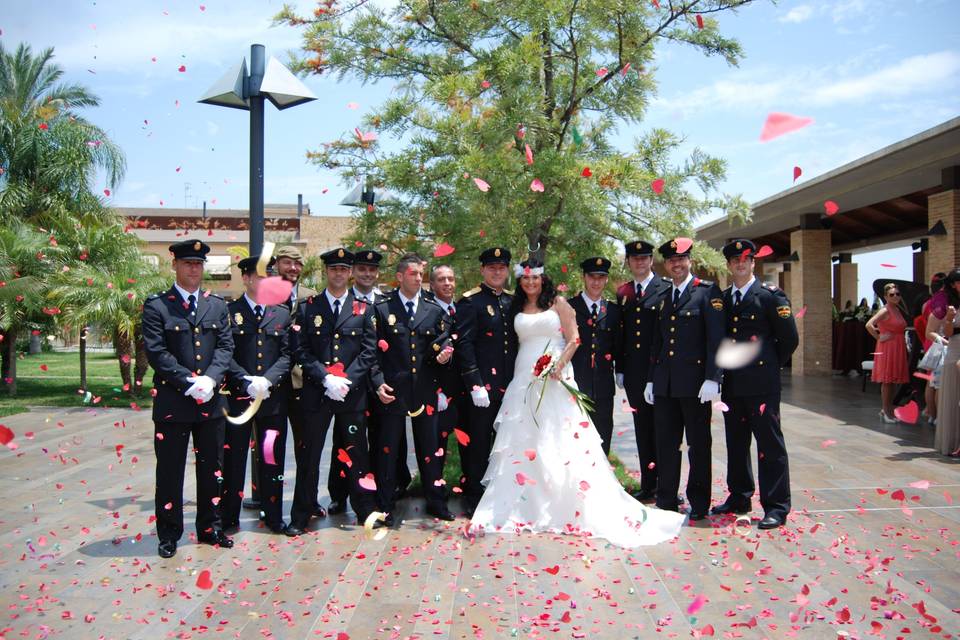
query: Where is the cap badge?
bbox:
[494,248,501,257]
[193,241,201,251]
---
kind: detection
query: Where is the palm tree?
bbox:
[0,42,125,226]
[48,219,169,396]
[0,221,65,395]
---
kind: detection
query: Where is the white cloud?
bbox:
[778,5,814,24]
[830,0,867,23]
[206,121,221,137]
[652,50,960,115]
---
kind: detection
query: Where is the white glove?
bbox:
[185,375,215,403]
[934,334,948,345]
[437,391,449,412]
[243,375,272,401]
[697,380,720,404]
[471,386,490,408]
[615,373,624,389]
[643,382,654,405]
[323,374,352,402]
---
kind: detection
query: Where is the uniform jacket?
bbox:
[456,284,516,397]
[649,277,726,398]
[423,291,465,399]
[282,283,320,390]
[142,286,234,422]
[291,291,378,413]
[721,279,799,397]
[569,294,622,400]
[369,293,452,415]
[616,276,672,386]
[224,299,292,417]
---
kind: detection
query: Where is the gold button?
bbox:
[410,330,416,336]
[670,315,676,321]
[333,357,339,362]
[636,319,640,324]
[257,365,263,371]
[333,345,339,350]
[195,341,201,347]
[758,361,764,366]
[411,367,417,373]
[257,329,262,334]
[257,340,263,346]
[194,328,199,334]
[733,317,739,322]
[195,354,202,361]
[411,343,416,349]
[732,328,738,333]
[669,350,674,356]
[175,326,180,332]
[697,359,702,364]
[670,327,675,333]
[258,352,263,358]
[669,339,675,344]
[334,333,340,338]
[411,355,417,362]
[635,343,640,348]
[195,369,201,374]
[635,331,641,336]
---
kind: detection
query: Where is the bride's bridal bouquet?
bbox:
[529,345,594,424]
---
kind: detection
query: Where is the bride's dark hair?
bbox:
[507,259,557,320]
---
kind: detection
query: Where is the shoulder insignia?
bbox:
[696,279,713,287]
[463,286,481,298]
[147,292,162,300]
[763,282,781,292]
[777,305,792,318]
[710,298,724,311]
[503,288,515,296]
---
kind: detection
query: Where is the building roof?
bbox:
[696,116,960,257]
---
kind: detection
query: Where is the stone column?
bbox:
[790,214,832,376]
[913,248,926,285]
[927,167,960,280]
[832,252,858,311]
[779,263,792,301]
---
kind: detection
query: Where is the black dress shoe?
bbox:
[687,511,708,521]
[327,500,347,515]
[197,531,234,548]
[710,501,751,516]
[285,523,307,537]
[313,505,327,518]
[266,521,288,534]
[426,506,456,521]
[382,513,396,527]
[758,515,784,530]
[632,488,656,501]
[158,540,177,558]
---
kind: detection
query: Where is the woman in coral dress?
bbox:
[866,283,910,423]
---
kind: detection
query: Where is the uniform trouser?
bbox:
[154,418,225,542]
[436,392,463,479]
[654,396,712,514]
[460,394,503,509]
[290,406,376,526]
[221,412,287,527]
[357,406,412,504]
[587,394,615,456]
[721,392,791,519]
[286,390,317,512]
[376,411,445,513]
[624,379,657,492]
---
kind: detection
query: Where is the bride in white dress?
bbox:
[468,261,685,547]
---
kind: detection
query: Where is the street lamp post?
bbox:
[199,44,316,256]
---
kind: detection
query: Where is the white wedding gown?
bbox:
[468,309,685,547]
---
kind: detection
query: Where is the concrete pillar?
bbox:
[926,168,960,281]
[832,252,858,311]
[790,214,833,376]
[779,263,791,301]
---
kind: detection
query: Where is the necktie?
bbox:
[591,302,598,319]
[447,304,455,316]
[254,305,263,321]
[406,300,415,320]
[734,290,742,307]
[673,288,681,306]
[187,294,196,315]
[332,299,341,320]
[636,282,643,298]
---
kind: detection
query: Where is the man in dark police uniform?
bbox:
[711,239,798,530]
[569,257,622,455]
[221,255,292,534]
[142,239,235,558]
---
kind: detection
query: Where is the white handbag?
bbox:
[918,340,945,371]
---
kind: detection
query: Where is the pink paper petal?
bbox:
[893,400,919,424]
[824,200,840,216]
[358,473,377,491]
[794,305,808,319]
[793,166,802,182]
[908,480,930,490]
[433,242,455,258]
[759,112,814,142]
[262,429,279,466]
[651,178,665,195]
[530,178,545,192]
[473,177,490,192]
[674,237,693,253]
[754,245,774,258]
[525,144,534,165]
[254,277,293,306]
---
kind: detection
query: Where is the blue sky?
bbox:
[4,0,959,302]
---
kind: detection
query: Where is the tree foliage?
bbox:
[277,0,755,285]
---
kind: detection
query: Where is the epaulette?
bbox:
[422,296,442,308]
[376,293,396,304]
[462,286,481,298]
[204,292,225,300]
[762,282,781,292]
[147,292,163,300]
[503,288,514,295]
[692,278,713,287]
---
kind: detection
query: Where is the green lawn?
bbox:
[0,351,154,417]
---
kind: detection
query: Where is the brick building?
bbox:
[114,198,354,294]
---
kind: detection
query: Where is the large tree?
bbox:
[277,0,753,283]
